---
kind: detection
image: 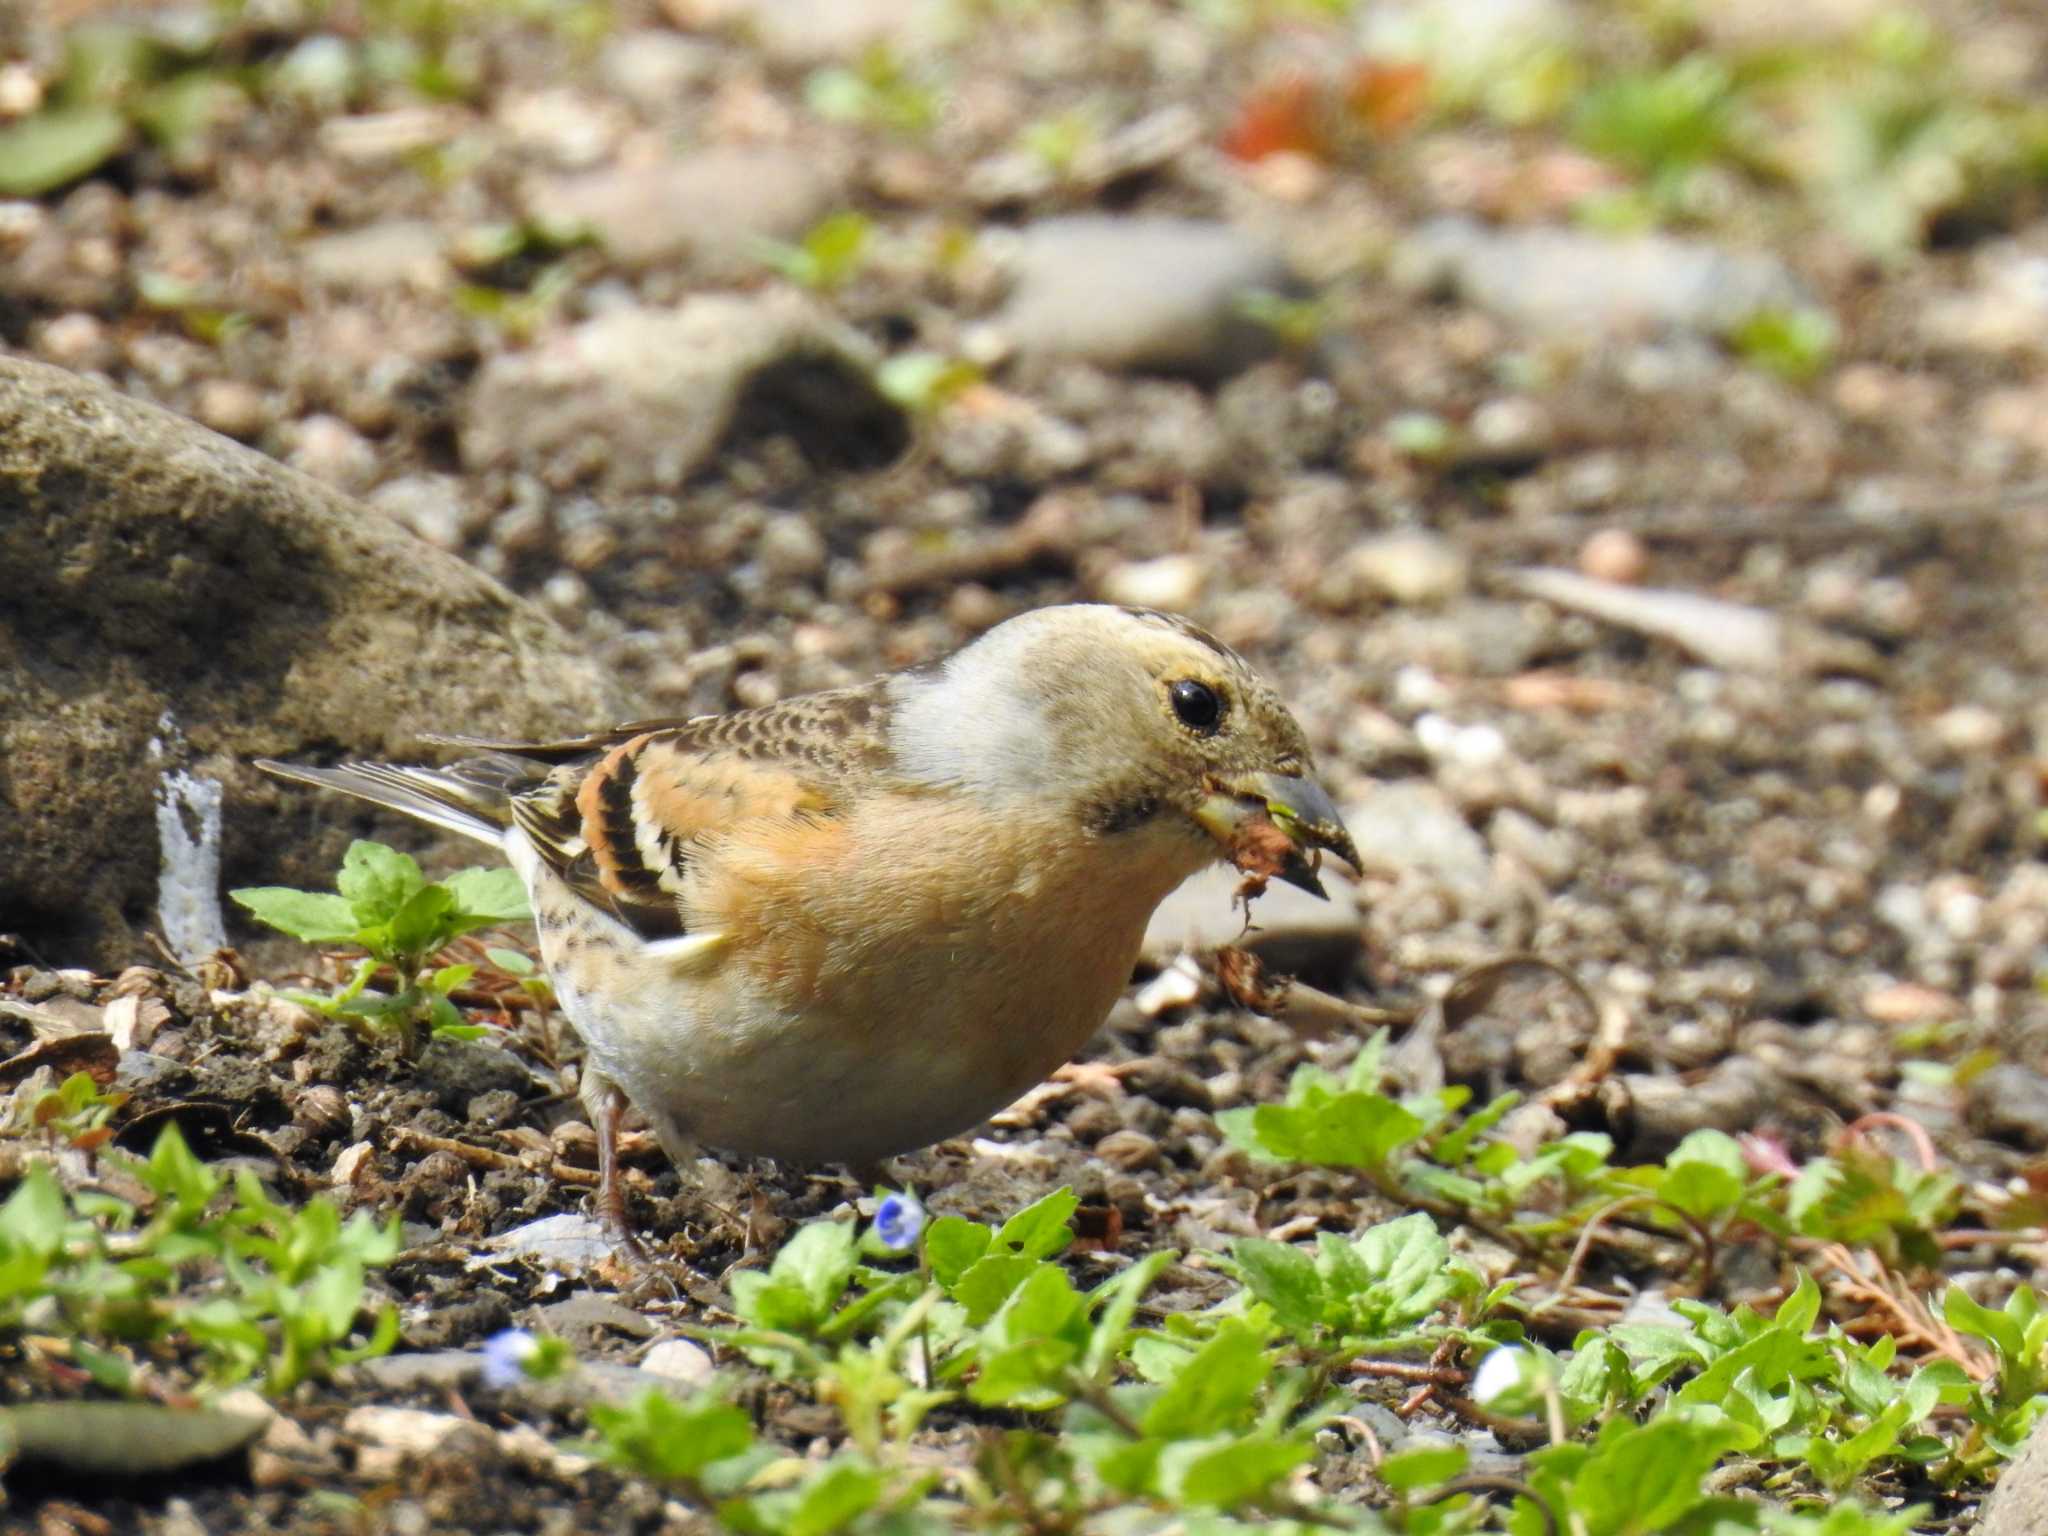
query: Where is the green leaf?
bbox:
[1945,1284,2024,1363]
[1344,1029,1390,1092]
[0,106,130,197]
[229,888,362,945]
[950,1254,1043,1325]
[1231,1237,1324,1332]
[587,1387,754,1484]
[1378,1440,1468,1492]
[134,73,238,153]
[1570,1412,1751,1534]
[0,1166,67,1258]
[1082,1248,1175,1379]
[924,1216,991,1288]
[986,1261,1084,1346]
[1673,1326,1828,1412]
[1660,1129,1749,1220]
[485,947,535,976]
[1220,1082,1423,1171]
[1430,1090,1521,1166]
[385,883,457,964]
[140,1123,222,1222]
[969,1262,1089,1405]
[1352,1212,1448,1316]
[333,1301,400,1368]
[994,1188,1077,1261]
[337,841,426,926]
[430,964,477,994]
[304,1259,366,1339]
[71,1340,136,1396]
[874,351,980,415]
[770,1218,860,1324]
[61,21,160,104]
[444,866,532,924]
[969,1336,1082,1408]
[1776,1270,1822,1334]
[728,1273,801,1335]
[1557,1334,1630,1420]
[784,1457,884,1536]
[1141,1322,1269,1438]
[1157,1433,1313,1509]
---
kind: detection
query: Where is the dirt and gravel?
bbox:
[6,0,2048,1530]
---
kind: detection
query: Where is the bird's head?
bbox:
[887,604,1357,896]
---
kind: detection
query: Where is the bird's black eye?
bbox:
[1169,679,1224,733]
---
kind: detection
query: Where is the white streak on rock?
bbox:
[148,712,228,963]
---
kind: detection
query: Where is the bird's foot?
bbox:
[591,1080,652,1264]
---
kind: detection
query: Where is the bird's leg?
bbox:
[587,1076,648,1262]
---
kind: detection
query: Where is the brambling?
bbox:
[258,603,1356,1248]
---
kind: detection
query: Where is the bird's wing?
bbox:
[495,684,897,941]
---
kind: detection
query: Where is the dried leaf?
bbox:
[0,1032,118,1089]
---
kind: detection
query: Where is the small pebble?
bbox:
[1097,553,1205,613]
[758,514,828,581]
[286,414,378,493]
[1343,531,1469,607]
[1094,1128,1163,1172]
[37,311,113,371]
[1932,704,2005,754]
[1578,527,1648,585]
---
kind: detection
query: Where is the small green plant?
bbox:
[1018,107,1100,176]
[8,1071,129,1154]
[483,945,555,1011]
[1945,1282,2048,1459]
[1383,411,1458,464]
[181,1168,403,1392]
[0,1125,399,1395]
[232,839,530,1049]
[1729,306,1839,383]
[1571,52,1748,218]
[759,211,875,292]
[1785,1140,1961,1271]
[1236,288,1330,351]
[137,270,252,348]
[875,351,983,417]
[448,221,593,341]
[557,1167,2044,1530]
[805,45,942,138]
[0,20,243,197]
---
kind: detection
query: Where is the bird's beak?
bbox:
[1193,772,1360,900]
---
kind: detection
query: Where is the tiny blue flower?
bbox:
[873,1191,926,1253]
[479,1328,540,1389]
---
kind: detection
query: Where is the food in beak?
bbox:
[1194,773,1359,899]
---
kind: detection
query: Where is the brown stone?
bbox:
[0,355,625,969]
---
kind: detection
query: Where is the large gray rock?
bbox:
[1981,1406,2048,1535]
[0,355,626,969]
[712,0,930,67]
[1396,217,1813,341]
[529,147,841,277]
[459,289,908,493]
[995,216,1294,378]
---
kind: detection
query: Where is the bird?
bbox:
[257,604,1357,1251]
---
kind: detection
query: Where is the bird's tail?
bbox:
[255,756,537,848]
